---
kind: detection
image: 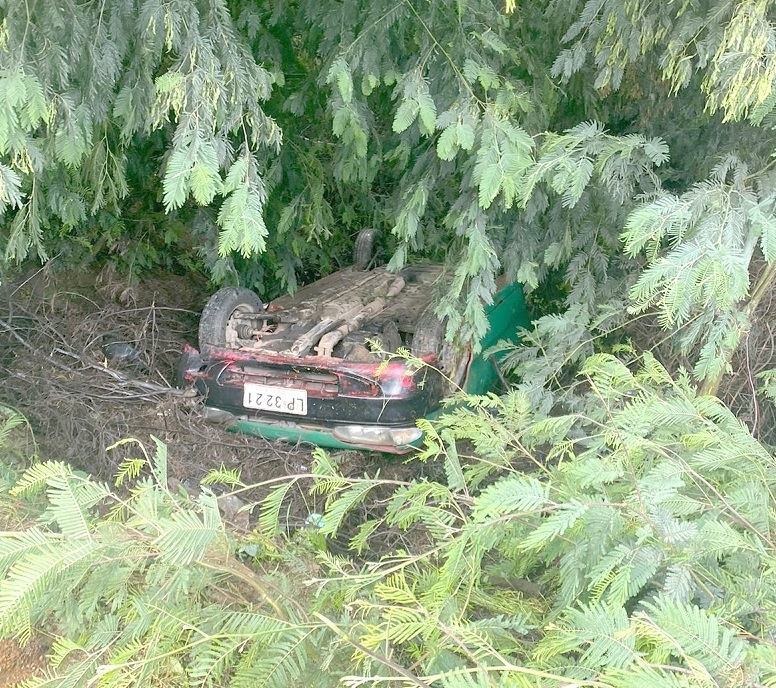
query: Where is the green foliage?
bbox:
[4,0,776,673]
[623,156,776,383]
[0,440,337,687]
[2,0,775,378]
[3,350,776,685]
[0,0,278,274]
[552,0,776,123]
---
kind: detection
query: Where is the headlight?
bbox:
[333,425,423,447]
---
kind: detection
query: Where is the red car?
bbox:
[179,230,529,453]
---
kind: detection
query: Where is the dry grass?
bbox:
[0,264,424,536]
[0,264,324,513]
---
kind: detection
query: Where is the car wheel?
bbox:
[411,305,469,390]
[379,320,402,354]
[199,287,264,352]
[411,305,445,359]
[353,227,377,270]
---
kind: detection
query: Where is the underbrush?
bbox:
[1,354,776,687]
[0,407,39,528]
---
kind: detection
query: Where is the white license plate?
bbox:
[243,383,308,416]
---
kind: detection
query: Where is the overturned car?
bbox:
[179,230,529,453]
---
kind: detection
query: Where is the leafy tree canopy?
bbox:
[4,2,776,685]
[1,0,776,382]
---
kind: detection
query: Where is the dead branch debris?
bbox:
[0,268,316,489]
[0,268,423,551]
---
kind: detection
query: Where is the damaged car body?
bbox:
[179,230,530,453]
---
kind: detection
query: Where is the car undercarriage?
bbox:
[180,230,529,453]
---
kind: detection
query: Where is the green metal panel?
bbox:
[464,282,530,394]
[229,419,419,454]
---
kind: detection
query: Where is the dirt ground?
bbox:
[0,638,49,686]
[0,261,420,509]
[0,263,426,683]
[0,264,314,482]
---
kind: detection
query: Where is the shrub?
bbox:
[1,354,776,686]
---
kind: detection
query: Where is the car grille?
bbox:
[224,364,340,397]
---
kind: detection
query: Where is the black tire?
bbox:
[379,320,402,354]
[353,227,377,270]
[198,287,264,352]
[411,305,445,359]
[412,305,469,389]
